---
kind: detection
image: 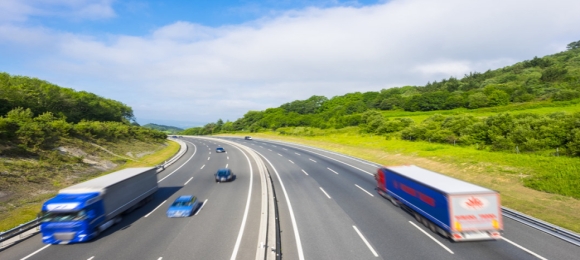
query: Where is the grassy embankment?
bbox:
[223,101,580,233]
[0,140,180,232]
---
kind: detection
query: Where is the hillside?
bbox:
[0,72,170,231]
[187,40,580,157]
[185,41,580,202]
[143,123,183,134]
[0,73,134,123]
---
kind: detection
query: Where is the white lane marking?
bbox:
[268,149,272,151]
[207,157,210,160]
[88,257,94,260]
[144,200,167,218]
[272,145,277,147]
[355,184,374,197]
[256,152,304,260]
[408,221,454,254]
[277,153,283,156]
[260,146,263,148]
[320,187,331,199]
[289,160,294,164]
[309,158,317,163]
[502,237,548,260]
[20,244,50,260]
[327,168,339,174]
[229,144,254,260]
[353,226,379,257]
[195,199,208,215]
[302,169,309,176]
[158,258,163,260]
[283,148,287,150]
[226,163,229,168]
[158,143,197,183]
[295,152,301,156]
[227,156,229,160]
[201,164,205,169]
[184,177,193,185]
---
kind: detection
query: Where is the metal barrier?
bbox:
[502,207,580,246]
[0,138,188,249]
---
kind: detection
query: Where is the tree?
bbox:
[467,93,489,108]
[488,90,510,106]
[567,40,580,50]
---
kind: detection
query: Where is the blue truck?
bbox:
[375,165,503,241]
[39,167,158,244]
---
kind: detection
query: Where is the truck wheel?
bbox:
[422,217,429,227]
[414,212,422,222]
[429,222,437,233]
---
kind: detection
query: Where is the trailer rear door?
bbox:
[449,193,503,234]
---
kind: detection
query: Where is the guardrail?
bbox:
[0,218,41,249]
[0,138,188,249]
[156,138,187,173]
[502,207,580,246]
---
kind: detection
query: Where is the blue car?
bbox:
[166,195,199,218]
[215,168,235,182]
[216,147,225,153]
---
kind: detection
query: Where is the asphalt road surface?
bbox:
[1,136,578,260]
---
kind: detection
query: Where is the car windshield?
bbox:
[41,210,87,222]
[217,170,230,177]
[171,201,193,207]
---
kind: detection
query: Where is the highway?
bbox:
[218,136,579,260]
[0,138,265,260]
[1,136,579,259]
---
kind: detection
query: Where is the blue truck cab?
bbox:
[40,192,105,244]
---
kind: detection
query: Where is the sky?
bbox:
[1,0,579,128]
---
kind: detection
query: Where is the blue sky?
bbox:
[1,0,579,128]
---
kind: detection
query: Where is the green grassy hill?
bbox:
[143,123,183,134]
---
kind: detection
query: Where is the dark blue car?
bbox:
[216,147,225,153]
[166,195,199,218]
[215,168,234,182]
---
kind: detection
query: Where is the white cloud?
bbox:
[1,0,580,126]
[0,0,115,22]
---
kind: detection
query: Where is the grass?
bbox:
[222,131,580,233]
[0,140,180,232]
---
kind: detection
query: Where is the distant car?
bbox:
[166,195,199,218]
[245,136,252,140]
[216,147,225,153]
[215,168,235,182]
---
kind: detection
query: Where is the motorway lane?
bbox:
[0,140,200,260]
[237,139,451,260]
[0,138,265,260]
[222,137,578,260]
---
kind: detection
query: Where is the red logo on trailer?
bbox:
[460,196,488,210]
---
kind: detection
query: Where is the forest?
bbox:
[183,41,580,156]
[0,73,167,155]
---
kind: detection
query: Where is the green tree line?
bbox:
[0,73,167,155]
[0,108,166,153]
[184,41,580,155]
[0,72,135,123]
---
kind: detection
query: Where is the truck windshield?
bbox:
[41,210,87,222]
